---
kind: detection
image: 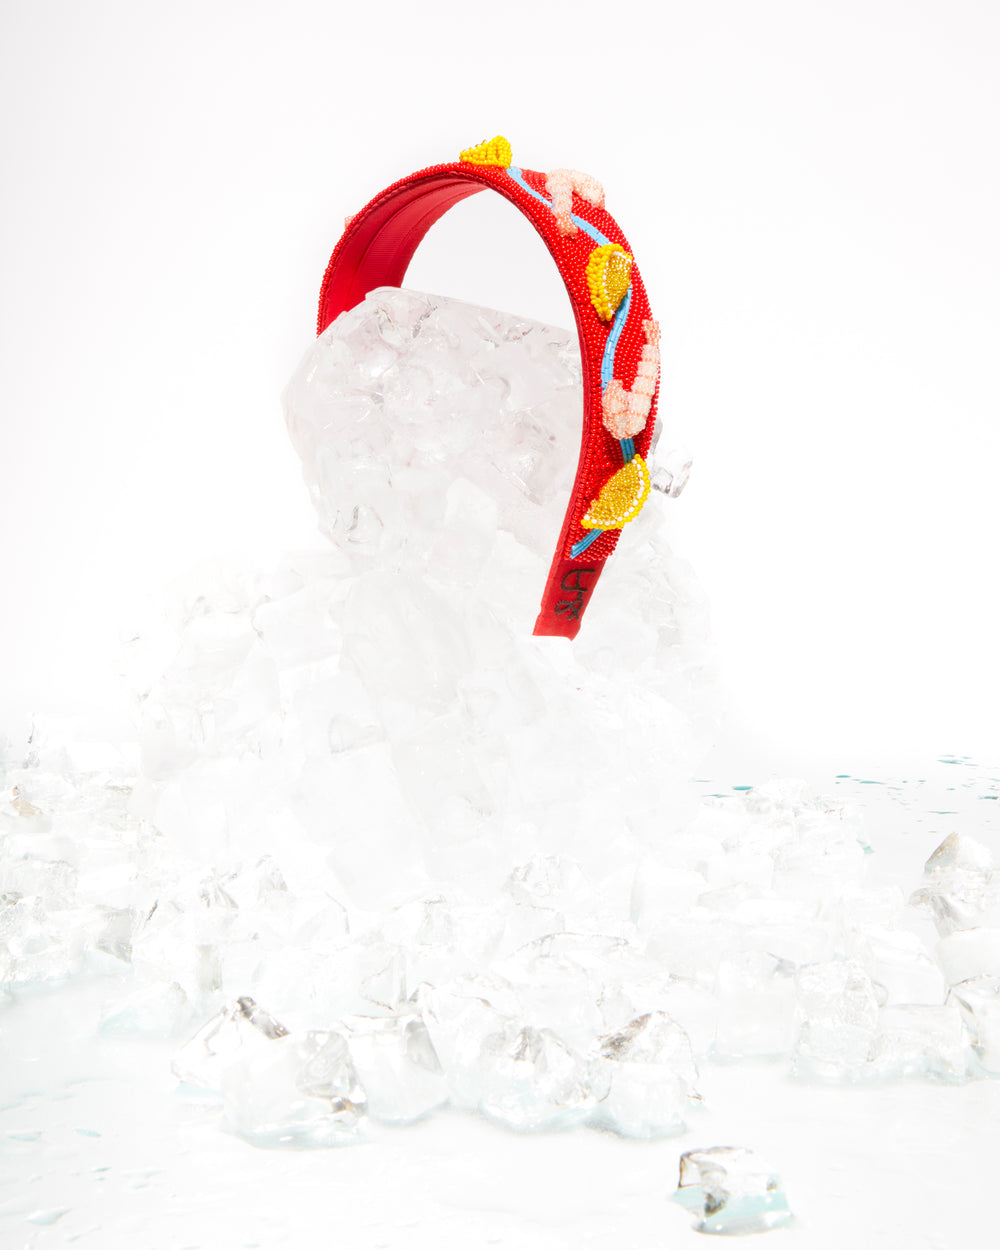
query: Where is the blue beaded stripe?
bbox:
[506,167,629,401]
[570,529,602,557]
[601,286,631,392]
[505,167,636,561]
[505,167,612,247]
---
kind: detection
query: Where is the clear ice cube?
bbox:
[909,833,1000,937]
[413,978,516,1111]
[221,1028,367,1148]
[172,999,366,1147]
[792,960,880,1080]
[479,1023,597,1132]
[339,1013,448,1124]
[171,996,290,1090]
[948,976,1000,1072]
[673,1146,793,1235]
[867,1004,970,1082]
[590,1012,698,1138]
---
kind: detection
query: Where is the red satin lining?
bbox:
[319,178,484,330]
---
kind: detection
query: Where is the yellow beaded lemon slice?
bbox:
[586,243,632,322]
[581,455,651,530]
[459,135,513,167]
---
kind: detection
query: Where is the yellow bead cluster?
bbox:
[585,243,633,323]
[459,135,513,167]
[581,455,651,530]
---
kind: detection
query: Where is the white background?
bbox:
[1,0,997,770]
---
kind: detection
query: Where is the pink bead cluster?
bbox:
[601,319,661,440]
[543,168,606,235]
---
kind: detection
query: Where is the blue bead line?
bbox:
[505,168,612,247]
[620,437,635,462]
[505,167,629,395]
[601,286,632,391]
[571,529,602,558]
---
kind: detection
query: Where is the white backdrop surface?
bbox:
[1,0,998,766]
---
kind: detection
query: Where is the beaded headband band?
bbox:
[317,136,660,639]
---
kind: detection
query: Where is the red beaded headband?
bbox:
[317,136,660,639]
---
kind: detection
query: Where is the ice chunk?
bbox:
[673,1146,793,1235]
[856,926,945,1006]
[221,1028,367,1148]
[172,996,289,1090]
[909,833,1000,937]
[590,1012,698,1138]
[925,832,993,874]
[792,960,880,1079]
[413,978,516,1110]
[936,927,1000,984]
[714,951,798,1059]
[649,444,693,498]
[479,1023,597,1132]
[339,1013,447,1124]
[948,976,1000,1073]
[131,897,224,1010]
[0,894,87,985]
[505,854,596,915]
[173,999,366,1147]
[100,979,192,1038]
[0,857,77,905]
[497,932,638,1051]
[867,1004,970,1082]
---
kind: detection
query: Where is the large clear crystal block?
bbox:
[948,976,1000,1072]
[867,1004,971,1082]
[338,1013,448,1124]
[792,960,880,1079]
[479,1022,597,1132]
[590,1012,698,1138]
[673,1146,793,1235]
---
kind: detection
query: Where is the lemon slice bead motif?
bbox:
[581,455,651,530]
[586,243,633,323]
[460,136,513,167]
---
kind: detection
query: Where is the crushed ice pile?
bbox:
[3,289,1000,1159]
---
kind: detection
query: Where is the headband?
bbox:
[317,136,661,639]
